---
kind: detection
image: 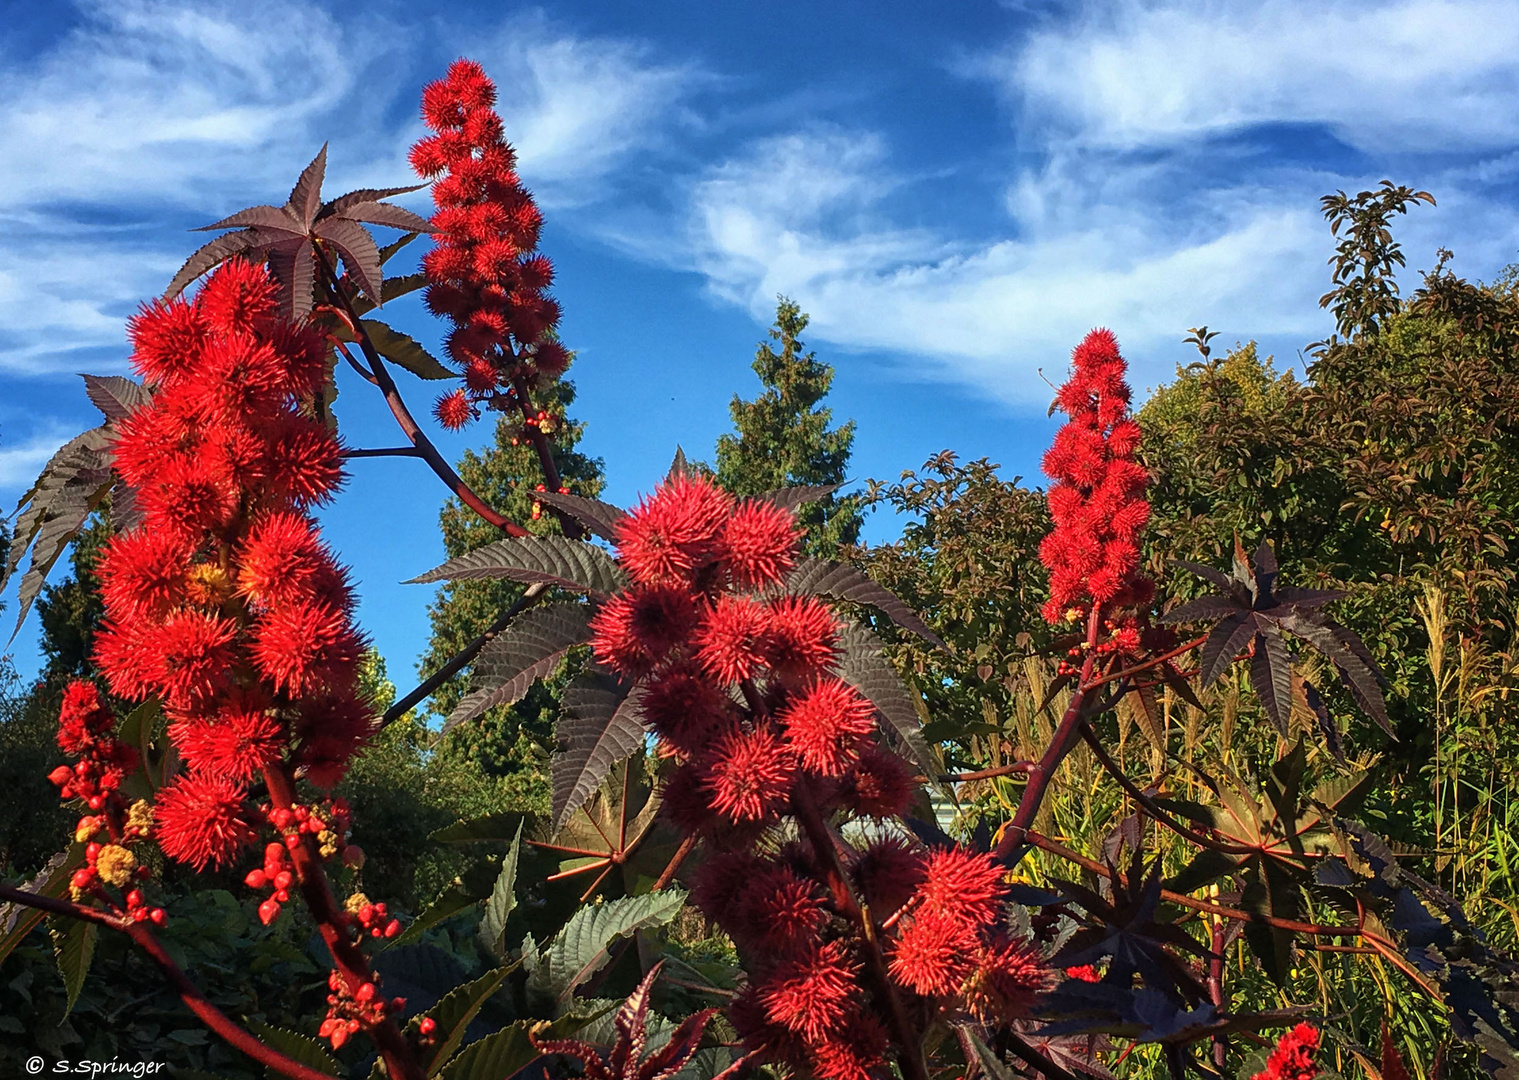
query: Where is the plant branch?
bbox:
[1076,722,1255,856]
[313,246,528,538]
[0,885,340,1080]
[344,447,424,459]
[262,765,425,1080]
[993,608,1106,865]
[790,785,929,1080]
[922,762,1035,784]
[653,833,698,891]
[508,371,584,540]
[1078,634,1208,692]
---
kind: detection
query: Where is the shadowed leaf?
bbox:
[408,536,626,595]
[553,671,647,832]
[445,602,593,733]
[788,557,946,650]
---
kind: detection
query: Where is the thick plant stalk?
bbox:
[0,885,339,1080]
[314,248,528,538]
[263,764,425,1080]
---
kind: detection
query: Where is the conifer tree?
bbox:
[418,380,604,800]
[715,296,862,557]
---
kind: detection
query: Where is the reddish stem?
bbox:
[0,885,337,1080]
[314,248,528,538]
[262,765,425,1080]
[922,762,1034,783]
[509,372,584,541]
[789,785,929,1080]
[1079,634,1208,692]
[652,833,698,891]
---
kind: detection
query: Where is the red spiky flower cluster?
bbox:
[409,58,569,430]
[1039,329,1154,627]
[86,258,370,872]
[589,473,1048,1079]
[1250,1024,1321,1080]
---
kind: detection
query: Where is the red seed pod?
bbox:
[133,907,149,922]
[244,869,268,889]
[87,796,105,810]
[284,833,301,850]
[274,870,293,890]
[271,808,292,828]
[273,888,289,902]
[383,919,401,938]
[319,1018,338,1038]
[149,908,167,926]
[265,842,285,863]
[389,997,405,1012]
[48,766,73,787]
[419,1017,437,1035]
[258,898,281,925]
[86,842,102,860]
[356,982,376,1002]
[71,869,94,889]
[330,1026,349,1049]
[125,890,143,909]
[358,903,374,924]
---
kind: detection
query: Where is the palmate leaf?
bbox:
[523,889,687,1014]
[408,535,626,596]
[535,491,629,543]
[477,821,524,963]
[358,320,453,380]
[1165,539,1389,743]
[445,602,593,733]
[49,916,97,1018]
[82,374,151,421]
[0,845,84,969]
[755,482,843,512]
[169,143,432,316]
[553,671,648,832]
[834,623,940,782]
[245,1021,341,1077]
[5,426,115,641]
[788,557,946,650]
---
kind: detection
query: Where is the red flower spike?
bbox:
[127,298,211,388]
[888,911,977,995]
[703,728,797,822]
[693,594,771,685]
[639,662,731,758]
[1251,1024,1321,1080]
[154,772,255,871]
[809,1011,889,1080]
[97,529,192,617]
[756,939,860,1041]
[915,846,1008,929]
[251,599,363,696]
[853,836,927,918]
[168,694,283,783]
[1040,329,1154,626]
[779,677,876,776]
[434,388,476,430]
[198,256,279,338]
[840,745,917,819]
[719,499,801,589]
[961,934,1051,1022]
[615,475,734,586]
[144,610,239,709]
[764,595,841,683]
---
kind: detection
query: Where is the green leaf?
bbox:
[387,875,494,950]
[437,1021,540,1080]
[967,1032,1018,1080]
[0,844,84,968]
[445,603,592,734]
[408,536,627,596]
[429,812,532,845]
[118,699,177,798]
[534,491,628,543]
[49,915,97,1018]
[360,319,454,380]
[409,968,514,1077]
[478,822,524,963]
[525,889,688,1014]
[553,672,647,832]
[246,1020,341,1078]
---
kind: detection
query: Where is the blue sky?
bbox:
[4,0,1519,691]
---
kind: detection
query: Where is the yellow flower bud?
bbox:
[344,892,371,915]
[95,844,137,888]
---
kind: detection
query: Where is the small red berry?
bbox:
[245,869,268,889]
[258,899,281,925]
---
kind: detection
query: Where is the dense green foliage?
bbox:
[714,296,862,555]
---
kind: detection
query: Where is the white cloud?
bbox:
[995,0,1519,152]
[0,1,698,376]
[482,15,702,206]
[682,130,1328,404]
[0,422,76,494]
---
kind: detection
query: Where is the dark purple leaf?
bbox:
[286,144,328,228]
[553,671,647,832]
[194,204,301,235]
[788,557,946,650]
[313,216,383,306]
[1159,593,1243,624]
[1250,629,1293,736]
[535,491,628,543]
[326,183,428,214]
[1199,613,1253,685]
[338,200,433,233]
[81,375,150,422]
[163,228,264,299]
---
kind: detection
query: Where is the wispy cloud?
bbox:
[993,0,1519,153]
[0,1,699,377]
[0,421,75,495]
[482,14,703,207]
[656,0,1519,403]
